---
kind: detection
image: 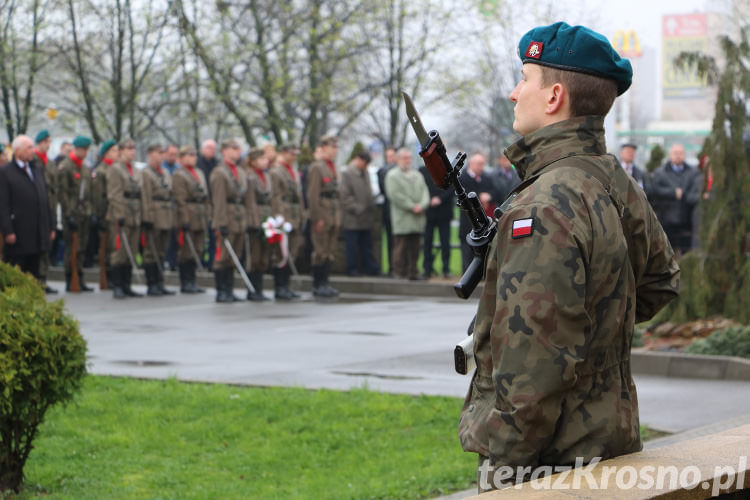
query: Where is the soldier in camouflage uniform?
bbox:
[91,140,117,288]
[141,144,176,296]
[306,135,341,298]
[210,139,247,303]
[269,144,303,299]
[32,130,57,294]
[58,135,94,292]
[172,145,209,294]
[242,148,273,301]
[107,139,143,299]
[457,22,680,492]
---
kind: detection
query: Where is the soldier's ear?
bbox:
[545,82,569,117]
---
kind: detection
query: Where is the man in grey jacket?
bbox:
[339,151,379,276]
[384,148,429,280]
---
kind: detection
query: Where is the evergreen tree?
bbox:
[665,28,750,323]
[645,144,665,173]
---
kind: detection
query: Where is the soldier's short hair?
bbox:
[279,143,299,153]
[118,138,135,149]
[221,139,241,151]
[355,151,371,164]
[246,148,264,163]
[146,143,163,154]
[319,135,338,147]
[539,66,618,117]
[179,145,196,157]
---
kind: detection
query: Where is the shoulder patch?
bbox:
[511,218,534,239]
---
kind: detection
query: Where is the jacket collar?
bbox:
[504,116,607,181]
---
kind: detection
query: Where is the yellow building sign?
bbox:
[662,14,708,99]
[612,30,642,58]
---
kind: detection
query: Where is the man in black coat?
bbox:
[650,143,702,255]
[0,135,55,280]
[197,139,218,270]
[419,163,454,278]
[458,152,494,271]
[490,152,521,204]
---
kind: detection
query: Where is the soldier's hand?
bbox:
[315,220,324,233]
[67,217,79,231]
[118,218,125,227]
[50,231,55,241]
[4,233,16,245]
[219,226,229,238]
[142,221,154,231]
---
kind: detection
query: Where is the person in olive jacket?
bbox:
[339,151,379,276]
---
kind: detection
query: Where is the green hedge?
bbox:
[0,262,87,493]
[684,325,750,359]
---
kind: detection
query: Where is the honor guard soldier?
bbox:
[172,145,208,294]
[306,135,341,297]
[210,139,247,303]
[269,144,303,299]
[32,129,57,293]
[107,139,143,299]
[92,140,117,287]
[242,148,272,301]
[58,135,94,291]
[456,22,680,492]
[141,144,176,296]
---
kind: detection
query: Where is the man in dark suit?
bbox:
[491,152,521,204]
[619,143,650,195]
[458,152,494,271]
[419,162,454,278]
[0,135,55,280]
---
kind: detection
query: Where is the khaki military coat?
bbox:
[57,153,92,221]
[245,167,273,228]
[210,161,247,234]
[106,162,141,227]
[172,166,209,231]
[141,165,174,231]
[91,162,109,220]
[306,159,340,228]
[269,162,304,230]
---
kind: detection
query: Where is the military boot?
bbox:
[187,261,205,293]
[214,268,231,303]
[156,262,175,296]
[145,263,163,296]
[179,261,191,293]
[281,265,300,299]
[78,272,94,292]
[111,266,126,299]
[312,265,335,297]
[123,266,143,297]
[247,271,269,301]
[274,267,295,300]
[65,272,71,292]
[320,261,339,297]
[226,268,242,302]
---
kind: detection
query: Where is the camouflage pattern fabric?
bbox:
[458,116,680,481]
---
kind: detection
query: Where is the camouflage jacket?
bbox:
[458,116,680,474]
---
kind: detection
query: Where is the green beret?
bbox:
[518,22,633,96]
[100,139,116,157]
[35,129,50,144]
[72,135,92,148]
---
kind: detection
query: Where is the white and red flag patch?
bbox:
[511,218,534,239]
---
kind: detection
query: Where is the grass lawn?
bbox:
[12,376,475,500]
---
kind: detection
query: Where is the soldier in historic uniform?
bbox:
[306,135,341,298]
[107,139,143,299]
[242,148,273,301]
[32,129,57,293]
[91,140,117,288]
[210,139,247,303]
[172,145,209,294]
[140,144,175,296]
[58,135,94,291]
[457,23,680,492]
[269,144,303,299]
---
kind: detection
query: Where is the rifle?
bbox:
[98,230,108,289]
[403,92,498,374]
[70,230,81,292]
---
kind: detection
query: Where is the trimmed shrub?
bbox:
[684,325,750,359]
[0,262,87,492]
